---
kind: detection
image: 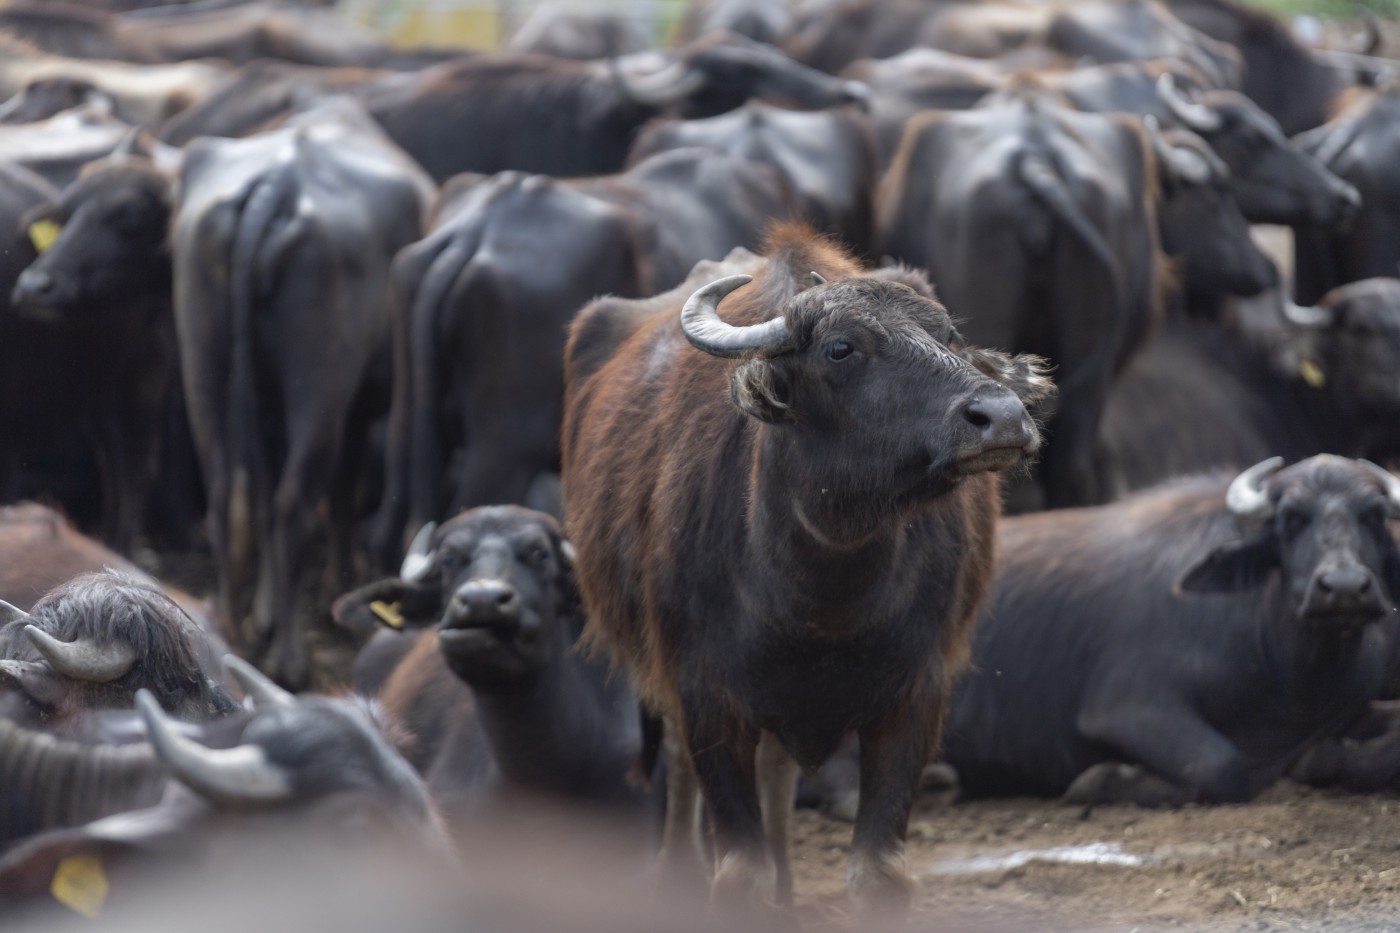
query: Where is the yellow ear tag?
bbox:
[1299,357,1326,389]
[50,854,108,919]
[369,600,405,629]
[27,219,62,254]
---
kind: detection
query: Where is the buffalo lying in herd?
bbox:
[1,0,1400,925]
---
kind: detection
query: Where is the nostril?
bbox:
[963,402,992,429]
[496,590,517,607]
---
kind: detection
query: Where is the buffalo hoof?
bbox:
[1063,762,1187,809]
[711,848,779,915]
[846,847,916,919]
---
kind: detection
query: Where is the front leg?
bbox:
[847,705,936,917]
[1291,711,1400,792]
[756,731,800,907]
[684,711,770,913]
[1076,697,1250,804]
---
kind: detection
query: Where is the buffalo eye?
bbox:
[825,341,854,362]
[1362,503,1389,531]
[1278,506,1310,535]
[524,544,551,566]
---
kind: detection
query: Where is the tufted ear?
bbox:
[1175,535,1279,594]
[730,359,792,424]
[330,579,443,635]
[960,348,1056,408]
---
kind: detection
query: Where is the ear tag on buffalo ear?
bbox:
[50,854,108,919]
[27,220,62,254]
[370,600,405,629]
[1299,357,1326,389]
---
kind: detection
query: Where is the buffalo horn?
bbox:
[25,625,137,683]
[0,599,30,626]
[400,521,437,583]
[610,56,705,107]
[1157,74,1222,133]
[224,654,293,708]
[136,689,293,806]
[1282,298,1334,329]
[681,274,791,358]
[1360,460,1400,515]
[1355,9,1383,56]
[1226,456,1284,520]
[1144,116,1211,186]
[810,272,828,285]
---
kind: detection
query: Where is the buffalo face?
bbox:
[686,274,1049,519]
[11,163,171,321]
[1318,279,1400,422]
[1180,456,1400,631]
[679,32,870,116]
[352,507,580,692]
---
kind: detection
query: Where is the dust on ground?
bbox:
[790,782,1400,932]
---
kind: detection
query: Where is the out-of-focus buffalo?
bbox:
[941,455,1400,805]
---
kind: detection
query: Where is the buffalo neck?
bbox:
[470,646,629,797]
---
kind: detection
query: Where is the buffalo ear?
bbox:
[330,579,442,635]
[1175,535,1279,594]
[960,348,1056,409]
[731,359,792,424]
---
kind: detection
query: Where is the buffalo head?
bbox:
[11,154,172,321]
[0,571,237,724]
[1180,455,1400,630]
[680,269,1051,532]
[1157,75,1359,227]
[335,507,580,692]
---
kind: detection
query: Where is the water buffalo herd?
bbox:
[0,0,1398,925]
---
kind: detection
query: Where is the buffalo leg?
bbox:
[1063,762,1194,808]
[656,722,707,892]
[1291,719,1400,792]
[684,713,770,912]
[756,731,800,907]
[847,708,931,918]
[1077,699,1250,803]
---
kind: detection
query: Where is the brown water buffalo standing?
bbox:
[371,150,791,567]
[878,86,1160,507]
[174,99,434,686]
[359,32,869,181]
[1292,86,1400,305]
[628,102,878,255]
[941,456,1400,805]
[562,230,1052,913]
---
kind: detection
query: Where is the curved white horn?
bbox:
[810,272,827,285]
[224,655,293,708]
[400,521,437,583]
[681,275,792,359]
[1282,298,1334,329]
[1144,116,1211,186]
[25,625,137,684]
[610,57,705,107]
[1226,456,1284,520]
[136,689,293,807]
[0,600,31,626]
[1360,460,1400,515]
[1157,73,1222,133]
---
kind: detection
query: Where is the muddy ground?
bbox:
[789,782,1400,932]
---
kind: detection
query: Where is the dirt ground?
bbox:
[788,782,1400,932]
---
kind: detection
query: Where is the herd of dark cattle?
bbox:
[0,0,1399,923]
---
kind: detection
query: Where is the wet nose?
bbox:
[1316,565,1373,599]
[13,268,56,304]
[449,579,520,622]
[962,394,1034,451]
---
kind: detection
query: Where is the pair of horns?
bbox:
[137,655,294,807]
[0,601,139,684]
[679,271,829,359]
[1226,457,1400,519]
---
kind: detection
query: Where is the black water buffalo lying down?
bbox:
[878,84,1161,508]
[562,228,1051,913]
[372,151,789,565]
[941,455,1400,805]
[10,141,187,552]
[336,507,654,838]
[360,32,868,181]
[1293,85,1400,305]
[175,99,434,686]
[628,102,877,255]
[0,658,453,920]
[1101,279,1400,494]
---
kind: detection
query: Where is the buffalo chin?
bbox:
[955,446,1029,476]
[437,626,536,684]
